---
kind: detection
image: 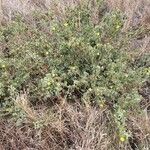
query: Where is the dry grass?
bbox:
[1,0,150,28]
[0,83,149,150]
[1,0,82,23]
[0,98,112,150]
[0,94,150,149]
[107,0,150,30]
[127,111,150,149]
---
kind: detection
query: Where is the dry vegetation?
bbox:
[0,95,150,150]
[0,0,150,150]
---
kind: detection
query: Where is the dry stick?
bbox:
[138,36,150,58]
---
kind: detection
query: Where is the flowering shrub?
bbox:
[0,1,149,141]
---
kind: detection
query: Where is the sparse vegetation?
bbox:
[0,0,150,150]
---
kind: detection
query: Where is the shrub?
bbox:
[0,0,149,141]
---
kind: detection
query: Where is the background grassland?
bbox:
[0,0,150,150]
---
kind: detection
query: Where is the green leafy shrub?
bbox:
[0,1,149,140]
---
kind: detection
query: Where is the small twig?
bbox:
[138,36,150,57]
